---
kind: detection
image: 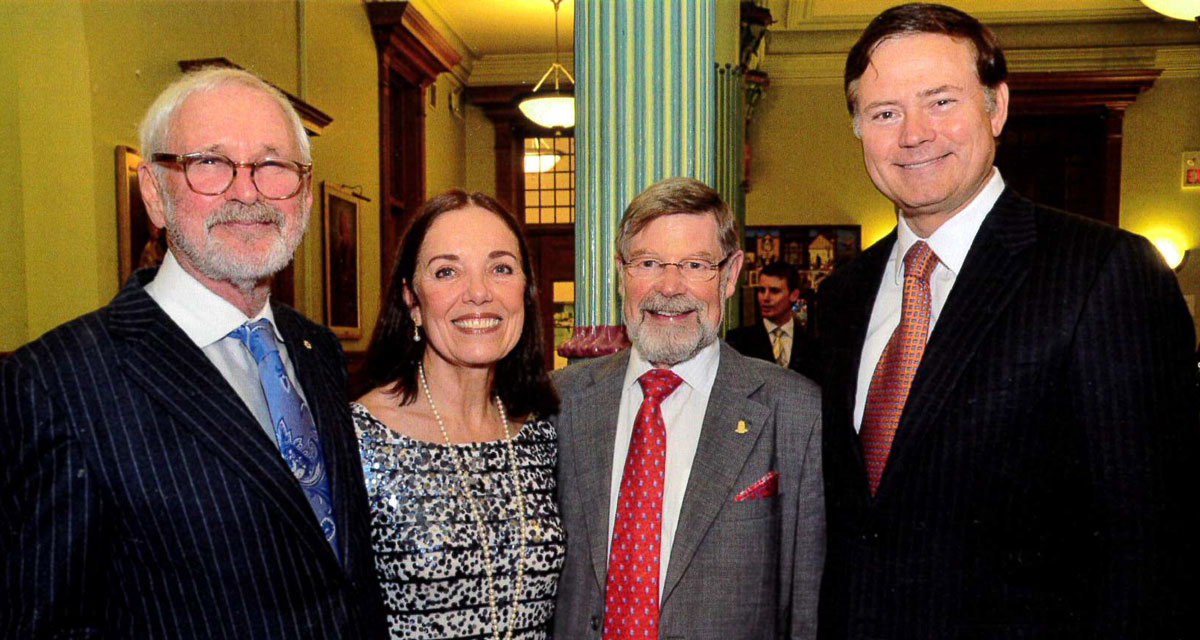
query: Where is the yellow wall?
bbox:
[746,82,897,246]
[463,104,497,196]
[1122,76,1200,333]
[0,0,27,348]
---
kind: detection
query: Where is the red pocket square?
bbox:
[734,470,779,501]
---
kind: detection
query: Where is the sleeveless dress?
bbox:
[353,403,566,640]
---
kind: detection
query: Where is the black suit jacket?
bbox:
[0,270,386,639]
[816,189,1198,639]
[726,320,821,382]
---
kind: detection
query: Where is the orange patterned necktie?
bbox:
[602,368,683,640]
[860,240,939,496]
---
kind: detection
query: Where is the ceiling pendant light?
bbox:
[1140,0,1200,22]
[518,0,575,129]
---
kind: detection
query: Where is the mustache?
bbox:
[639,293,703,315]
[205,201,285,230]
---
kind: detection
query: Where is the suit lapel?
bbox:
[662,343,771,604]
[566,351,629,589]
[108,278,341,570]
[823,232,896,488]
[878,189,1037,497]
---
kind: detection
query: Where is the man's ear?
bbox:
[787,287,801,304]
[138,163,169,230]
[722,250,745,300]
[989,81,1010,138]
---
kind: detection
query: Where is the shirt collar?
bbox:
[143,250,282,349]
[624,338,721,395]
[762,315,794,338]
[891,168,1006,284]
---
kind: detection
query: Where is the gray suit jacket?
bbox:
[551,341,824,640]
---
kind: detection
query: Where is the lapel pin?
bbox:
[735,420,748,434]
[302,339,313,350]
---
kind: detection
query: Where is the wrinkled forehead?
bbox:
[169,85,298,156]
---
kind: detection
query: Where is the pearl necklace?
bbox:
[418,363,527,640]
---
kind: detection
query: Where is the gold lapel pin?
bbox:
[735,420,748,434]
[302,339,313,350]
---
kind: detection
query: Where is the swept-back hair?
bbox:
[844,2,1007,118]
[361,189,559,419]
[139,67,311,162]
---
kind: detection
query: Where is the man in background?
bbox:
[726,260,820,381]
[553,177,824,639]
[816,4,1197,637]
[1,68,384,639]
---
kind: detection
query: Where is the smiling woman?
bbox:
[352,190,564,640]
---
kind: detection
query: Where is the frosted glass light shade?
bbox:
[524,152,561,173]
[518,92,575,129]
[1141,0,1200,21]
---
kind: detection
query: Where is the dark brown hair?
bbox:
[361,189,559,419]
[844,2,1007,116]
[759,260,801,293]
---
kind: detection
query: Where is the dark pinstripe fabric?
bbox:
[816,189,1199,639]
[1,270,387,639]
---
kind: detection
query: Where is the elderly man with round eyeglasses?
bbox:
[1,68,387,639]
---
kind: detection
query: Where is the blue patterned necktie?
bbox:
[230,319,338,559]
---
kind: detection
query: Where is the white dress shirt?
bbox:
[144,250,308,445]
[608,339,721,596]
[853,169,1006,431]
[762,315,795,366]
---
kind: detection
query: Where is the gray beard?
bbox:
[626,291,721,366]
[164,196,308,291]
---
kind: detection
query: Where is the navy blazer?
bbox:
[1,270,386,639]
[816,189,1198,639]
[725,320,822,383]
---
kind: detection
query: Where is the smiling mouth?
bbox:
[896,154,950,170]
[646,310,695,321]
[453,317,501,330]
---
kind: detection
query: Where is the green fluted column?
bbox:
[560,0,716,358]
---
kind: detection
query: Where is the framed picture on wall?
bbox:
[115,145,164,286]
[323,183,363,339]
[741,224,862,326]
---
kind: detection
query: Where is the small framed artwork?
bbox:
[742,225,862,326]
[115,145,165,286]
[323,183,363,339]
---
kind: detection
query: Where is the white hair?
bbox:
[138,67,310,162]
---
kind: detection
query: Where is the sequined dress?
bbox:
[353,403,566,640]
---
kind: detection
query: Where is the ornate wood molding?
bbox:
[1006,69,1162,112]
[366,1,461,87]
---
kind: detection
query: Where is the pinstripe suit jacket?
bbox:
[816,189,1199,639]
[0,270,386,639]
[551,342,825,640]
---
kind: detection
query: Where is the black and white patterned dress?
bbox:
[353,403,566,640]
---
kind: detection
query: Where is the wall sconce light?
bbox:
[1140,0,1200,23]
[1152,236,1190,272]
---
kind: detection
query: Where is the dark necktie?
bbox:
[602,368,684,640]
[860,241,939,496]
[230,319,338,558]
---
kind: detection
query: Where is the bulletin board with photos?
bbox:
[741,225,861,327]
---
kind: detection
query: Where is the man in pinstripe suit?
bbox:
[816,4,1197,638]
[1,69,385,638]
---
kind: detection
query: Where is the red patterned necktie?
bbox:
[602,368,683,640]
[860,240,939,496]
